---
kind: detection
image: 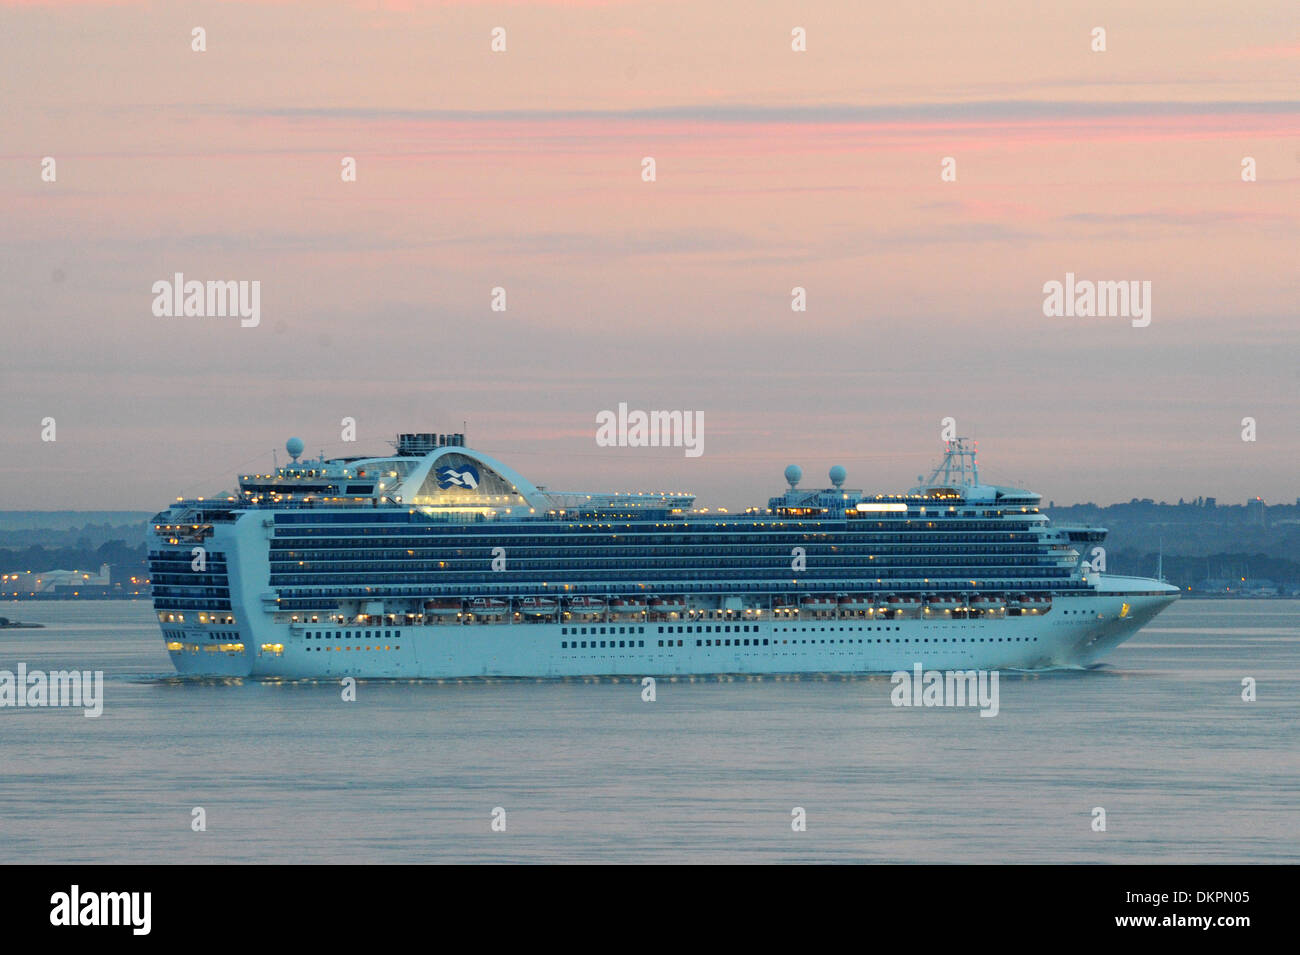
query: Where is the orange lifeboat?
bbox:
[800,594,837,613]
[467,597,508,615]
[647,595,686,615]
[925,594,962,613]
[423,598,463,615]
[609,596,647,614]
[567,596,606,613]
[648,596,686,614]
[890,595,922,617]
[969,594,1005,613]
[517,596,558,615]
[837,593,873,612]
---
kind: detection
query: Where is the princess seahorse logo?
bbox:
[435,464,479,490]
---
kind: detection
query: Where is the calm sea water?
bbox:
[0,598,1296,864]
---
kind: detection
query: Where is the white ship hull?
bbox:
[162,578,1177,679]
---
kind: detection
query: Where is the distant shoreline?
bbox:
[1,595,150,602]
[3,594,1298,603]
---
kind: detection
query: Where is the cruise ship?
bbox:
[149,432,1179,678]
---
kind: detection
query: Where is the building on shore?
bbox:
[1,562,110,596]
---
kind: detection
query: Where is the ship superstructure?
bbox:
[149,433,1178,678]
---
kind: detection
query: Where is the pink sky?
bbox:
[1,1,1297,509]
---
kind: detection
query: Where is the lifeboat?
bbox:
[467,597,508,615]
[772,595,798,614]
[800,594,837,613]
[969,594,1005,613]
[423,598,463,615]
[609,596,647,613]
[648,596,687,614]
[517,596,558,615]
[1023,594,1053,613]
[925,594,963,613]
[567,596,606,612]
[837,593,873,612]
[888,595,922,617]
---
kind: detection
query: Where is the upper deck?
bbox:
[160,433,1049,524]
[148,434,1120,613]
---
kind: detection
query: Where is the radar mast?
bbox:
[924,437,980,488]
